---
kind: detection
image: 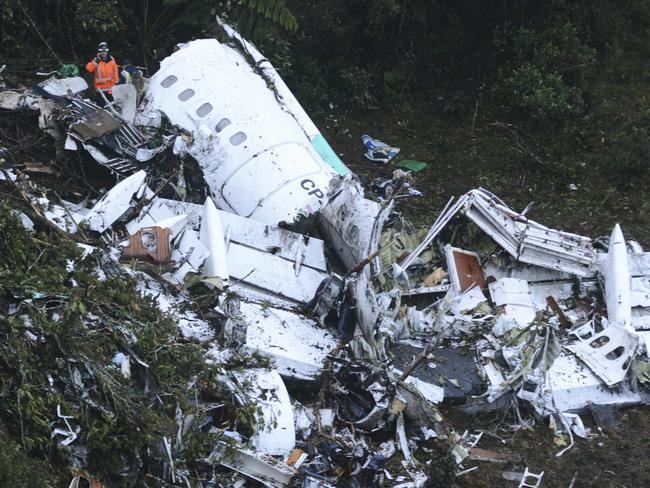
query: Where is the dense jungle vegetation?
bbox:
[3,1,650,186]
[0,1,646,121]
[3,1,650,486]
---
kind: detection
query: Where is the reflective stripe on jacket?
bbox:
[120,69,132,85]
[86,57,119,92]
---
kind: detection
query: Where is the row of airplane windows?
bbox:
[161,75,247,146]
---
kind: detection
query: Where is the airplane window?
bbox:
[178,89,195,101]
[196,103,213,117]
[160,75,178,88]
[215,118,231,132]
[230,132,247,146]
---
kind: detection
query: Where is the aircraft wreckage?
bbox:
[1,17,650,488]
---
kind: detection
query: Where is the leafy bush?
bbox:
[0,425,62,487]
[338,65,377,108]
[382,64,411,101]
[490,21,596,122]
[256,32,295,77]
[0,204,221,485]
[498,62,585,120]
[74,0,125,35]
[442,91,467,117]
[284,54,332,114]
[607,106,650,174]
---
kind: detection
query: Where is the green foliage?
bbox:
[73,0,125,35]
[252,32,294,76]
[0,0,295,74]
[573,0,650,53]
[0,423,63,487]
[0,203,221,485]
[3,0,650,114]
[497,62,586,120]
[283,55,331,113]
[606,104,650,175]
[282,0,650,113]
[238,0,297,31]
[382,65,409,95]
[0,1,17,44]
[506,22,596,74]
[235,399,265,434]
[442,92,467,117]
[490,21,596,122]
[339,65,377,108]
[225,350,273,371]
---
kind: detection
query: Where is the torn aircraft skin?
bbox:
[139,27,386,278]
[3,17,650,488]
[139,38,339,226]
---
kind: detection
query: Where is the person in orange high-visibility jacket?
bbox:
[86,41,119,99]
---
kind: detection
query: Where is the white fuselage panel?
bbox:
[142,39,336,224]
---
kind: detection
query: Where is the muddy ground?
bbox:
[314,56,650,487]
[320,96,650,247]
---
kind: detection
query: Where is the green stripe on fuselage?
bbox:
[311,133,350,176]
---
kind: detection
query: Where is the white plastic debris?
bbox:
[396,412,411,462]
[517,467,544,488]
[14,211,34,231]
[605,224,632,327]
[233,369,296,456]
[489,278,536,327]
[64,135,78,150]
[0,90,25,110]
[241,302,338,381]
[78,170,147,232]
[39,76,88,96]
[113,352,131,379]
[318,409,335,429]
[392,370,444,404]
[450,286,488,315]
[111,83,137,123]
[52,404,80,446]
[491,315,521,337]
[209,443,294,487]
[162,228,210,285]
[199,197,229,285]
[36,197,80,233]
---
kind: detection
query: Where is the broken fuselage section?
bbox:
[140,31,388,271]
